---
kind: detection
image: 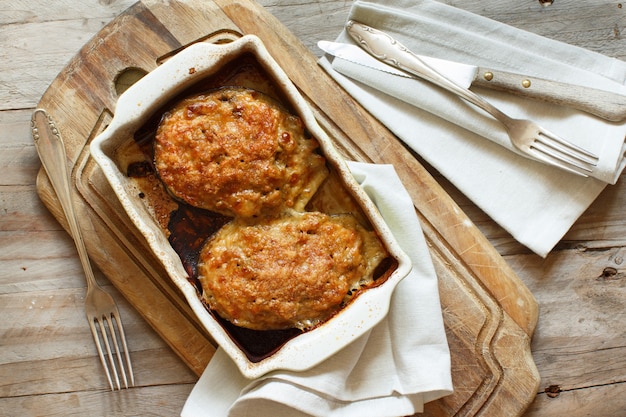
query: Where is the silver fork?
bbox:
[31,109,135,390]
[347,21,599,176]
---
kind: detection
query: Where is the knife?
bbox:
[343,21,626,122]
[319,40,476,89]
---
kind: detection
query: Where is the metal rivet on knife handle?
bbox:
[485,71,532,89]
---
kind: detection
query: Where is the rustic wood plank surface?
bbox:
[1,0,625,416]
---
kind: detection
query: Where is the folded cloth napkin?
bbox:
[319,0,626,257]
[181,162,453,417]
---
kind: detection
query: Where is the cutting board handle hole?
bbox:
[114,67,149,96]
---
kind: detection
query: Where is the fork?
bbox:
[31,109,135,390]
[347,21,599,176]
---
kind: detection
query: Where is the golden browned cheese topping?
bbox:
[154,87,328,217]
[198,210,388,331]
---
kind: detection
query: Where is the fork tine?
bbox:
[532,137,597,169]
[104,313,128,389]
[535,130,599,165]
[88,311,134,390]
[529,142,594,176]
[98,317,122,390]
[89,319,115,390]
[107,312,134,388]
[528,149,590,176]
[525,128,599,176]
[113,312,135,387]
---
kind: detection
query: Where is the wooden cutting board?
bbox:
[34,0,540,415]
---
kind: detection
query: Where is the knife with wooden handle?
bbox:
[346,20,626,122]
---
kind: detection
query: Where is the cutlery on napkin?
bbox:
[319,40,626,123]
[182,162,453,417]
[318,0,626,257]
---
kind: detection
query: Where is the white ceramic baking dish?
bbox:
[90,35,411,379]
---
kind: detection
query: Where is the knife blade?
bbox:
[342,21,626,122]
[318,40,476,88]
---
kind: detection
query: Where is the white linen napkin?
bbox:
[319,0,626,257]
[181,161,453,417]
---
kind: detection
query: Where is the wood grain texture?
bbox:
[2,0,626,416]
[471,68,626,122]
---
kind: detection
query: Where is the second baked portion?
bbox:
[154,87,328,218]
[198,210,388,331]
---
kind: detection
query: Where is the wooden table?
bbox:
[2,1,625,416]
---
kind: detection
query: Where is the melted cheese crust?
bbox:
[198,210,388,330]
[154,87,328,217]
